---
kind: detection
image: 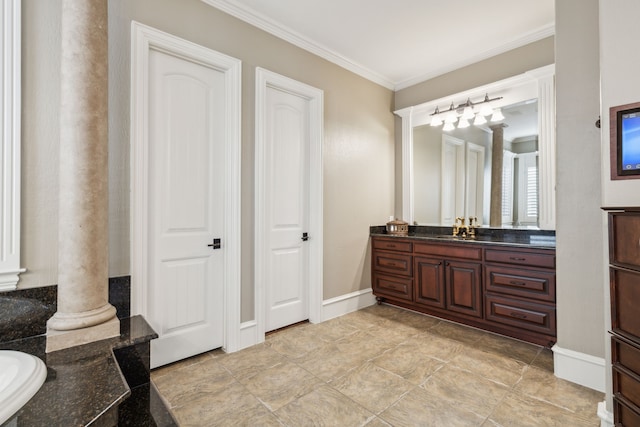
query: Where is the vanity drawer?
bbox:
[611,267,640,341]
[414,243,482,261]
[485,249,555,269]
[485,294,556,336]
[373,252,412,276]
[609,212,640,269]
[485,265,555,302]
[373,238,412,253]
[613,336,640,377]
[614,396,640,427]
[614,365,640,412]
[373,273,412,301]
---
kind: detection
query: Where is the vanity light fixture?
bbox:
[490,108,505,122]
[443,102,458,124]
[429,107,443,126]
[429,93,503,130]
[461,99,475,120]
[473,113,487,126]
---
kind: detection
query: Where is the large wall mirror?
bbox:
[396,65,556,230]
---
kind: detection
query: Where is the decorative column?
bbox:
[489,124,507,227]
[47,0,118,352]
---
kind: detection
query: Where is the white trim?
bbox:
[201,0,553,91]
[397,65,555,227]
[529,67,556,230]
[597,401,614,427]
[255,67,324,341]
[238,320,260,351]
[395,24,555,90]
[129,21,242,353]
[552,344,606,392]
[201,0,393,90]
[322,289,376,322]
[398,108,414,223]
[0,0,24,290]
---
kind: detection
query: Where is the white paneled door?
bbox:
[264,86,311,332]
[147,48,225,368]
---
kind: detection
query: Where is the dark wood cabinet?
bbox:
[608,208,640,425]
[483,247,557,346]
[413,256,482,317]
[371,238,413,302]
[371,235,556,346]
[445,260,482,318]
[414,256,445,308]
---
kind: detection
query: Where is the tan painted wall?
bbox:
[394,37,555,111]
[20,0,395,322]
[555,0,604,359]
[21,1,61,288]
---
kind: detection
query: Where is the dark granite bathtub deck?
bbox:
[0,316,176,426]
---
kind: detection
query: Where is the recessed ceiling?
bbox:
[203,0,555,90]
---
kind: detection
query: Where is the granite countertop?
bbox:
[0,315,158,427]
[370,225,556,249]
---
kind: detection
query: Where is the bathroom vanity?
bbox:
[371,226,556,347]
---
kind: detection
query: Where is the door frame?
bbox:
[254,67,323,341]
[130,22,242,352]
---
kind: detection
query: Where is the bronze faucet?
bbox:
[453,216,478,238]
[468,216,478,238]
[452,217,466,237]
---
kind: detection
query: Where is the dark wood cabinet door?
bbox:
[414,256,446,309]
[445,260,482,318]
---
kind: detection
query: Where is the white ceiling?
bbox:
[203,0,555,90]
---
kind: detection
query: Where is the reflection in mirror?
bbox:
[397,65,555,230]
[412,99,539,227]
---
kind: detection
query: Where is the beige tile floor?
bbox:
[151,304,603,426]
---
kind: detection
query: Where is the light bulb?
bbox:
[443,122,455,132]
[490,108,505,122]
[444,111,458,124]
[473,113,487,125]
[430,114,443,126]
[458,118,470,128]
[462,105,475,120]
[479,104,493,117]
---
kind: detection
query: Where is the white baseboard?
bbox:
[322,288,376,321]
[236,320,260,351]
[597,401,614,427]
[552,344,605,392]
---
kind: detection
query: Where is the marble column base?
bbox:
[48,302,117,331]
[46,316,119,353]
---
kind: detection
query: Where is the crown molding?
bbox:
[202,1,554,92]
[394,23,555,90]
[201,0,395,89]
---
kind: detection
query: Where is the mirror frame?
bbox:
[395,64,556,230]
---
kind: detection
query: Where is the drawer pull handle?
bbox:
[509,280,526,286]
[510,312,528,319]
[387,244,396,248]
[387,262,396,267]
[509,257,526,261]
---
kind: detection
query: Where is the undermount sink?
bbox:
[0,350,47,424]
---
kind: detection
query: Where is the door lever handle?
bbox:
[301,232,309,242]
[208,238,221,249]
